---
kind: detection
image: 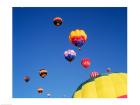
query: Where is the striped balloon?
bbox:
[90,71,99,78]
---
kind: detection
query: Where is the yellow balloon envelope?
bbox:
[72,73,127,98]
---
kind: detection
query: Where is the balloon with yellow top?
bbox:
[72,72,127,98]
[69,29,87,50]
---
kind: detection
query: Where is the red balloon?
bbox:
[53,17,63,26]
[81,58,91,69]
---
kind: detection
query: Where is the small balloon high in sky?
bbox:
[53,17,63,26]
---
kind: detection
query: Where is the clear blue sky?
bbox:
[13,7,127,98]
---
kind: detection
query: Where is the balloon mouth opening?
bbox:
[56,23,60,26]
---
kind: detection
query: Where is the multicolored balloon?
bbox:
[39,69,48,78]
[90,71,99,78]
[64,49,76,62]
[69,29,87,50]
[81,58,91,69]
[53,17,63,26]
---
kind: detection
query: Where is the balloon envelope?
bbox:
[24,76,30,82]
[64,49,76,62]
[69,29,87,50]
[39,69,48,78]
[53,17,62,26]
[81,58,91,68]
[47,93,51,97]
[106,67,111,73]
[90,71,99,78]
[38,88,43,94]
[73,73,127,98]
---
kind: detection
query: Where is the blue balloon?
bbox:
[64,49,76,62]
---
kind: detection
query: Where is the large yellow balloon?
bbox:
[73,73,127,98]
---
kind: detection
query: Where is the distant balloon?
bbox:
[47,93,51,97]
[39,69,48,78]
[90,71,99,78]
[37,88,43,94]
[53,17,63,26]
[24,76,30,82]
[81,58,91,69]
[64,49,76,62]
[106,67,111,73]
[69,29,87,50]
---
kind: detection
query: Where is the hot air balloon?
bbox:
[24,76,30,82]
[64,49,76,62]
[90,71,99,78]
[39,69,48,78]
[53,17,62,26]
[38,87,43,94]
[81,58,91,69]
[72,72,127,98]
[47,93,51,97]
[106,67,111,73]
[69,29,87,50]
